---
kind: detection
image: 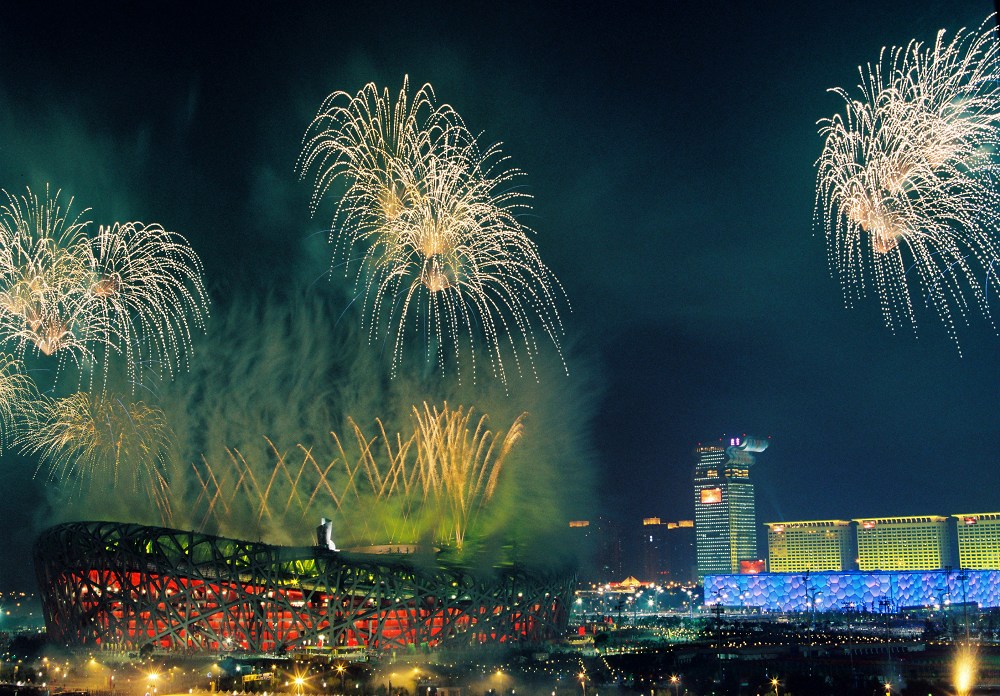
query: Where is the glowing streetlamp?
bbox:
[337,664,347,694]
[578,672,587,696]
[669,675,680,696]
[770,677,779,696]
[953,643,978,696]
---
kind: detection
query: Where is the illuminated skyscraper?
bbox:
[953,513,1000,569]
[766,520,855,572]
[854,516,951,571]
[694,436,769,579]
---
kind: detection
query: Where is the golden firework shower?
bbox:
[21,391,173,521]
[412,402,524,548]
[191,402,525,549]
[815,18,1000,348]
[0,353,37,450]
[0,187,209,385]
[299,77,566,384]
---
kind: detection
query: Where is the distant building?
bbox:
[953,513,1000,569]
[694,435,769,578]
[665,520,696,583]
[569,517,623,583]
[638,518,696,584]
[854,516,951,571]
[639,518,668,583]
[766,520,855,573]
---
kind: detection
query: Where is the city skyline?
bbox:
[2,1,1000,589]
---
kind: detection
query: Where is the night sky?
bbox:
[1,1,1000,586]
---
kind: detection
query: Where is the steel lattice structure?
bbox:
[34,521,571,653]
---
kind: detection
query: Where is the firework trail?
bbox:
[21,391,174,521]
[299,77,566,384]
[191,402,524,549]
[0,187,209,385]
[815,18,1000,348]
[412,402,524,548]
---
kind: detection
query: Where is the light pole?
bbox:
[337,664,347,694]
[669,674,680,696]
[770,677,779,696]
[578,672,587,696]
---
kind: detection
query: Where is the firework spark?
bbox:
[0,188,209,384]
[299,77,566,384]
[815,18,1000,346]
[21,391,173,520]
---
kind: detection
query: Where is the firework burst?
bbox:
[21,391,174,520]
[299,77,566,384]
[0,189,95,363]
[0,187,209,385]
[88,220,209,383]
[815,18,1000,347]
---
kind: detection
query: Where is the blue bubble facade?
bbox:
[704,569,1000,612]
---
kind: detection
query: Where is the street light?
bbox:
[337,664,347,694]
[953,643,978,696]
[578,672,587,696]
[770,677,779,696]
[669,675,680,696]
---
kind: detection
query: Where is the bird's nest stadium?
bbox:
[33,522,572,653]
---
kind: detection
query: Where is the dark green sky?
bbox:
[1,1,999,585]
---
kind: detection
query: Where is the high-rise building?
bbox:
[694,435,769,579]
[765,520,855,572]
[639,517,668,583]
[568,517,623,583]
[854,516,952,571]
[953,513,1000,569]
[666,520,697,583]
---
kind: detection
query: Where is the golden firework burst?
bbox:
[816,18,1000,348]
[22,391,173,520]
[299,77,566,384]
[0,188,209,386]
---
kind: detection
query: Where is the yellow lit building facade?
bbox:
[854,516,951,571]
[765,520,854,572]
[953,513,1000,569]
